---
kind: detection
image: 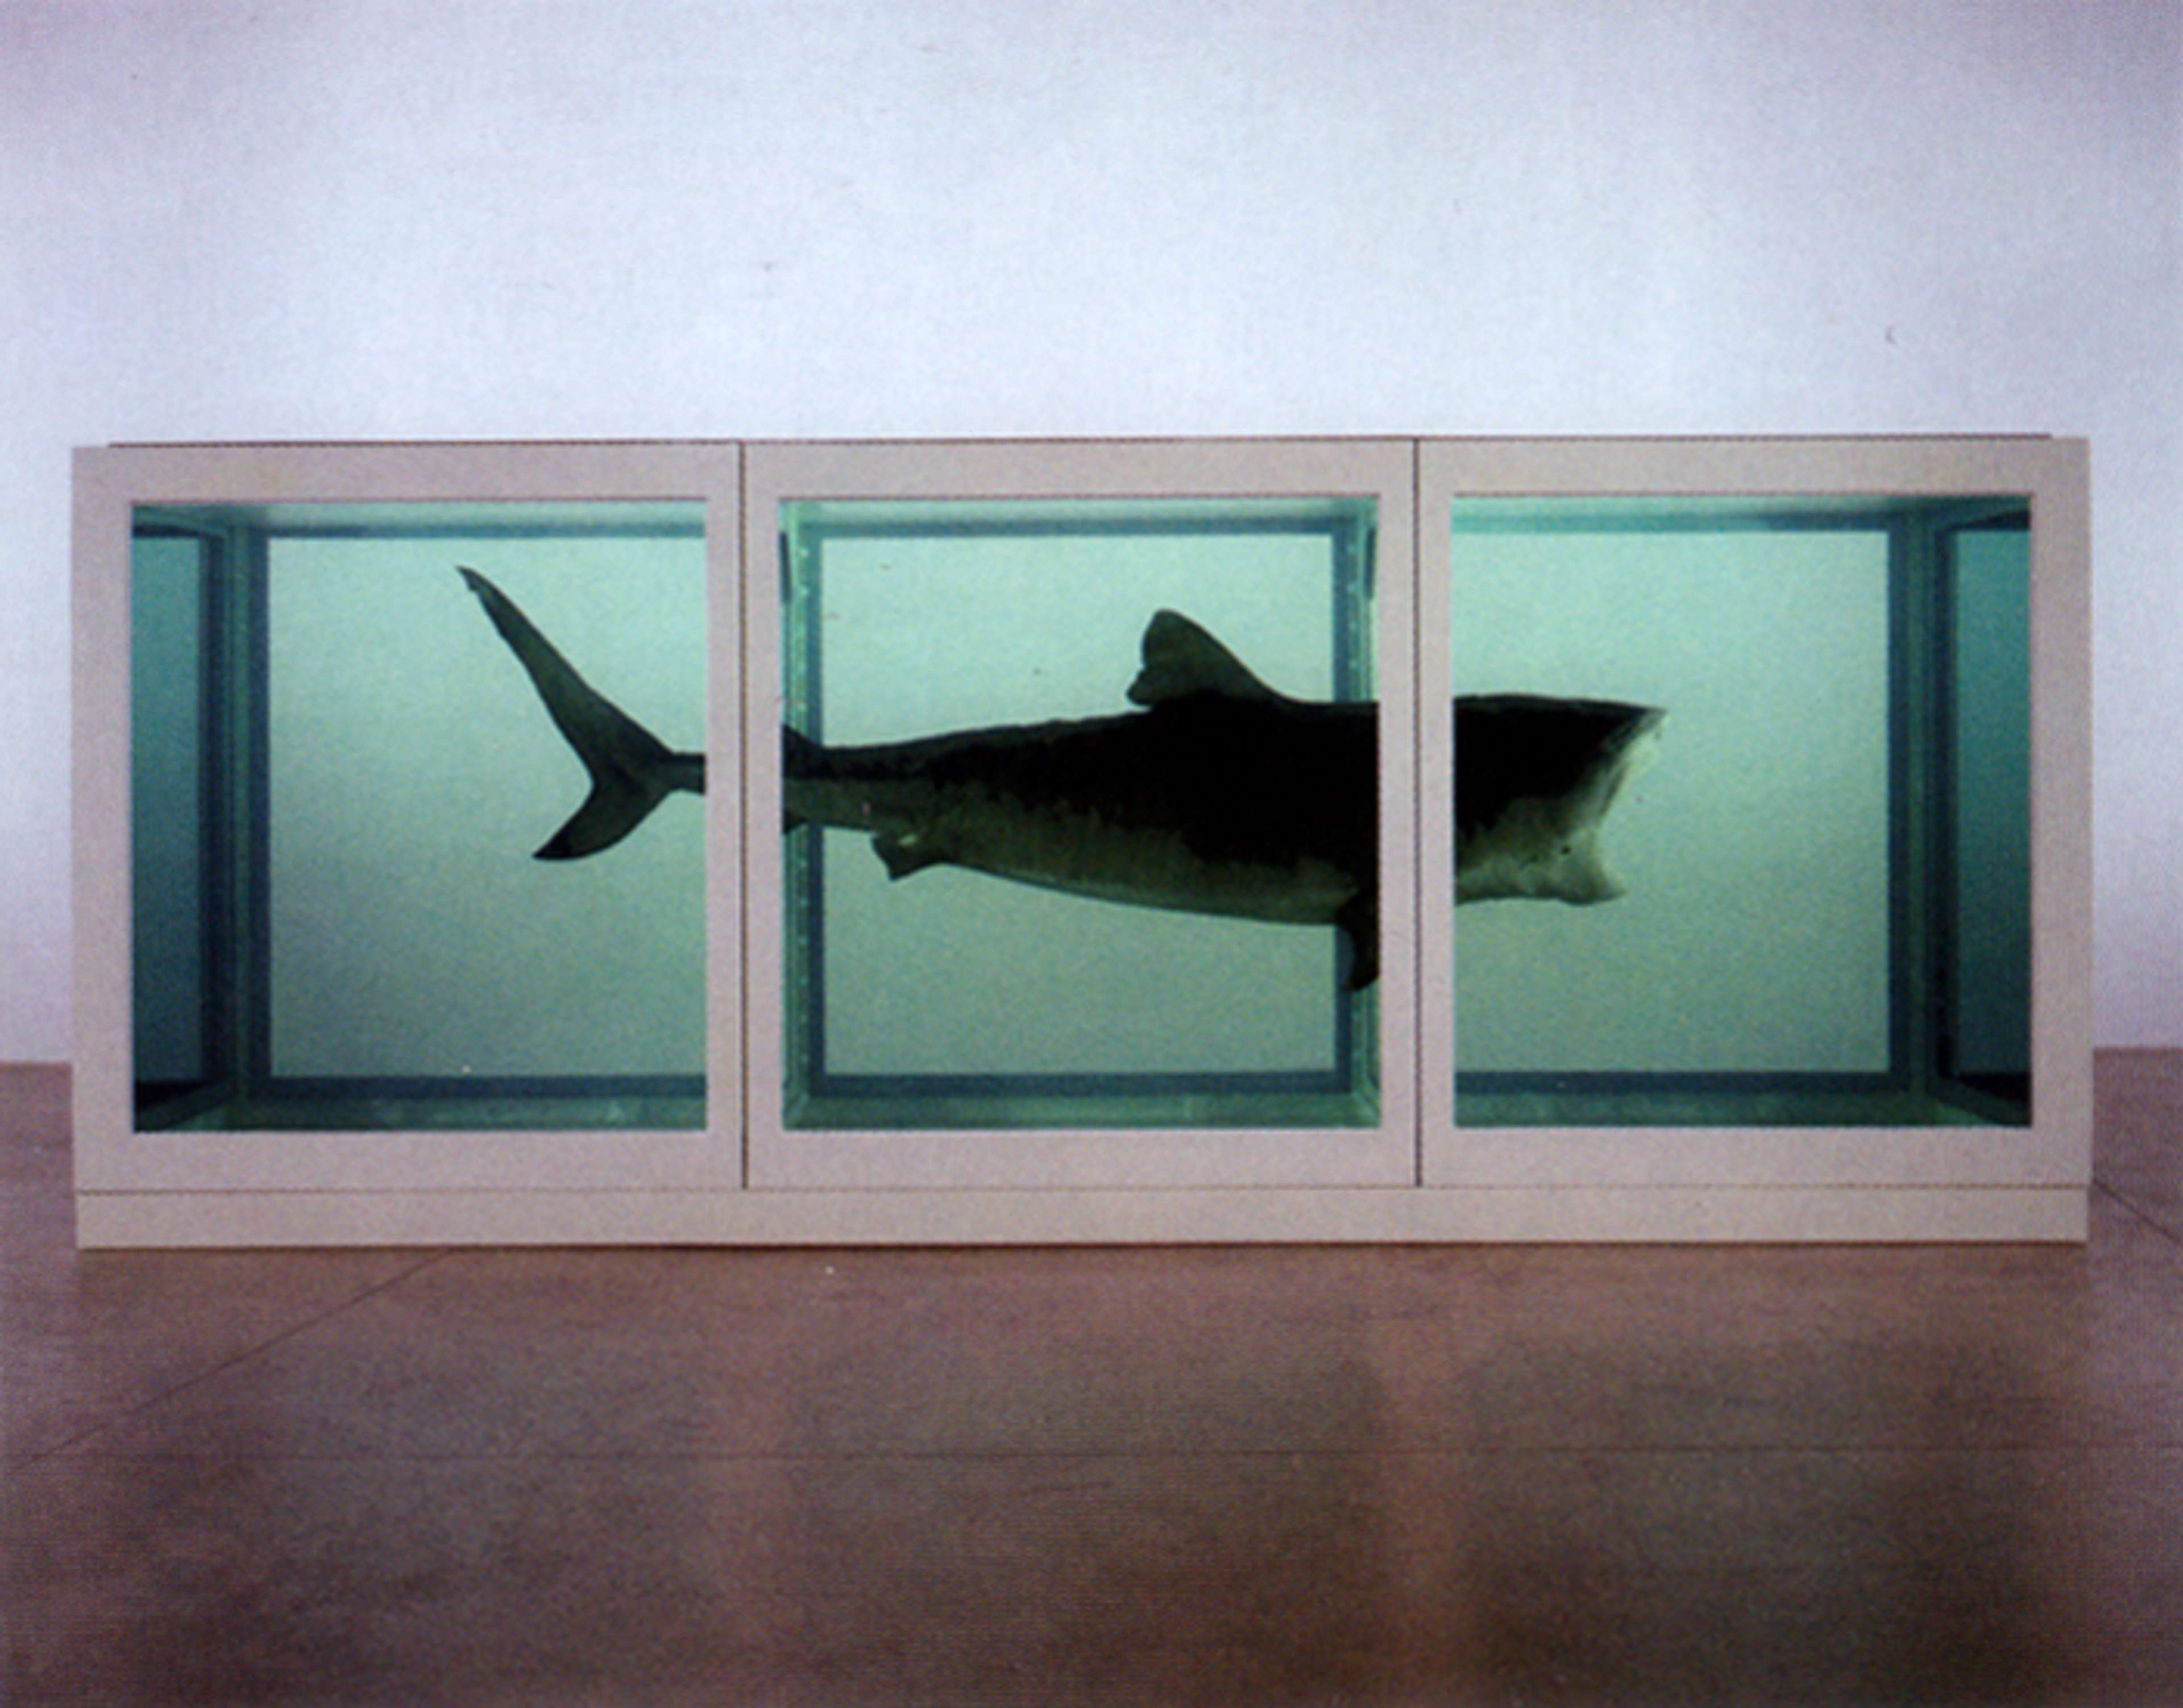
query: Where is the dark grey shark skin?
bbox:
[782,612,1380,982]
[457,567,1662,990]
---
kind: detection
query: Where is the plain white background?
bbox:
[3,0,2177,1063]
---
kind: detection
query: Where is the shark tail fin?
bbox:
[458,567,704,860]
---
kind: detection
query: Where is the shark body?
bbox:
[458,567,1662,989]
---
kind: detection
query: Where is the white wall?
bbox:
[3,0,2177,1062]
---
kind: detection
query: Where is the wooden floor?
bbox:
[6,1055,2182,1705]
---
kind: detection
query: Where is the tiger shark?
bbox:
[458,566,1662,989]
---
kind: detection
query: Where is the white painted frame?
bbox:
[1418,438,2093,1232]
[740,440,1420,1192]
[73,443,747,1232]
[71,437,2088,1246]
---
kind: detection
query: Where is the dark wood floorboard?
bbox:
[6,1056,2181,1705]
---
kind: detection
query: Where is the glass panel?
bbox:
[1937,522,2032,1115]
[130,501,707,1131]
[131,530,218,1116]
[1450,496,2031,1127]
[778,497,1378,1130]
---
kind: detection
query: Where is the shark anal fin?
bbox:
[873,833,947,881]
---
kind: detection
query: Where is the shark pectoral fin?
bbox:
[873,833,947,881]
[1335,896,1379,992]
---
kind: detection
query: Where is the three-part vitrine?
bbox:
[74,437,2090,1245]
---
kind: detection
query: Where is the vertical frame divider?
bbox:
[1416,443,1458,1146]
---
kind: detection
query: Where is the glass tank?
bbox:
[1448,495,2031,1128]
[774,496,1380,1131]
[77,439,2089,1246]
[129,500,708,1131]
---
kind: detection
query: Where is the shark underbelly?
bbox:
[788,772,1361,926]
[933,810,1359,925]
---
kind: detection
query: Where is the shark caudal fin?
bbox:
[458,567,704,859]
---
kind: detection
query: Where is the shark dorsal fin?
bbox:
[1127,610,1283,707]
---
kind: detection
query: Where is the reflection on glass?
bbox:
[778,498,1379,1131]
[130,502,707,1132]
[1450,496,2031,1129]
